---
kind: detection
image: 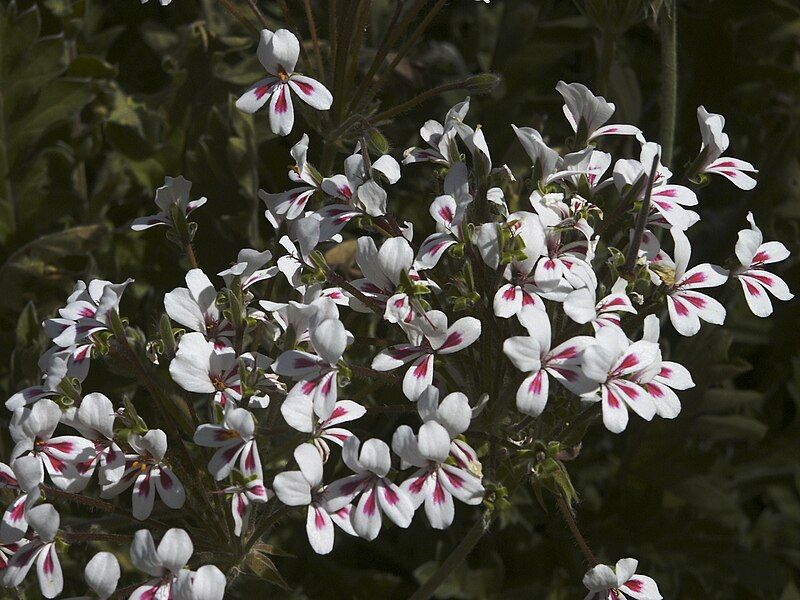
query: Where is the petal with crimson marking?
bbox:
[516,369,549,417]
[35,543,62,599]
[268,83,294,136]
[402,354,434,401]
[235,77,277,114]
[601,384,629,434]
[306,504,334,554]
[376,480,413,528]
[435,317,481,354]
[289,75,332,110]
[352,485,382,540]
[424,474,454,530]
[416,232,457,270]
[439,464,484,505]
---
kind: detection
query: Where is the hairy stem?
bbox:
[218,0,258,34]
[302,0,326,80]
[556,496,598,566]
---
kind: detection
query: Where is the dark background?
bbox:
[0,0,798,598]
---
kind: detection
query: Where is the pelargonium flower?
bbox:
[193,405,261,481]
[583,558,662,600]
[165,269,234,349]
[223,477,270,537]
[273,443,357,554]
[128,528,222,600]
[640,316,695,419]
[273,316,351,418]
[218,248,277,290]
[9,399,94,492]
[281,396,366,461]
[581,326,662,433]
[503,309,594,416]
[325,437,414,541]
[100,429,185,520]
[236,29,333,136]
[416,387,483,475]
[71,392,125,486]
[131,175,206,231]
[350,235,416,310]
[393,412,484,529]
[659,231,728,336]
[696,106,757,190]
[169,332,242,405]
[403,98,471,166]
[0,457,43,543]
[173,564,227,600]
[564,283,637,333]
[371,309,481,400]
[556,81,642,142]
[6,347,88,411]
[731,212,793,317]
[259,135,324,221]
[2,504,62,599]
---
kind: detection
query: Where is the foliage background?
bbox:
[0,0,799,598]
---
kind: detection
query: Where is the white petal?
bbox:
[273,470,312,506]
[306,504,334,554]
[268,83,295,136]
[288,75,333,110]
[84,551,120,600]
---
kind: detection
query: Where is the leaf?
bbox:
[693,415,768,442]
[245,550,290,590]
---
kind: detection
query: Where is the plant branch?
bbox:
[368,79,476,125]
[218,0,258,34]
[409,510,494,600]
[302,0,326,80]
[621,153,660,276]
[556,496,598,566]
[245,0,271,29]
[659,0,678,167]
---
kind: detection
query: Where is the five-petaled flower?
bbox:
[236,29,333,135]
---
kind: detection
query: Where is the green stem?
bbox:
[368,79,476,125]
[659,0,678,167]
[218,0,258,34]
[556,496,598,566]
[621,153,660,276]
[302,0,326,80]
[409,510,494,600]
[597,30,616,97]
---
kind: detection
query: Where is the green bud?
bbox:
[366,129,390,155]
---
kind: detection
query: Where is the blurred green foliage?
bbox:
[0,0,798,598]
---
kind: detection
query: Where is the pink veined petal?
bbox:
[589,123,642,140]
[516,369,549,417]
[400,468,432,510]
[705,158,758,190]
[436,317,481,354]
[651,184,697,207]
[680,290,726,325]
[678,263,728,290]
[620,574,663,600]
[612,380,657,421]
[323,400,367,427]
[655,361,694,390]
[231,492,250,537]
[737,275,773,318]
[268,83,295,136]
[352,484,382,541]
[644,380,682,419]
[132,469,156,520]
[745,269,793,300]
[323,474,369,512]
[155,466,186,510]
[35,543,63,599]
[288,75,333,110]
[439,464,484,505]
[666,293,701,337]
[4,540,42,588]
[235,76,278,114]
[752,241,791,266]
[423,473,455,530]
[416,233,457,270]
[402,354,435,401]
[306,504,335,554]
[371,344,424,371]
[1,496,29,543]
[601,384,629,434]
[376,479,414,528]
[493,284,523,318]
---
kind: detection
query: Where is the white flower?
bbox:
[273,444,357,554]
[100,429,185,520]
[193,405,261,480]
[131,176,206,230]
[731,212,793,317]
[557,81,642,142]
[2,504,62,598]
[165,270,234,348]
[236,29,333,135]
[583,558,662,600]
[325,437,414,540]
[9,399,95,492]
[696,106,758,190]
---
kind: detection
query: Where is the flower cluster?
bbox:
[0,24,792,599]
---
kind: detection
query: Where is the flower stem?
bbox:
[245,0,271,29]
[409,510,494,600]
[659,0,678,167]
[621,153,660,276]
[302,0,326,80]
[556,495,598,566]
[218,0,258,34]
